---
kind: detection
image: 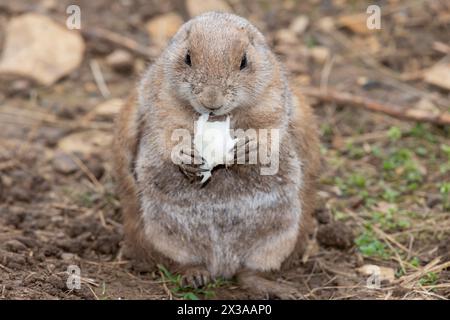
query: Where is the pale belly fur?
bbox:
[140,172,302,278]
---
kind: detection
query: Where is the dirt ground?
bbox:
[0,0,449,300]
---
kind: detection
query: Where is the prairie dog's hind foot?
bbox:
[180,265,212,289]
[237,270,304,300]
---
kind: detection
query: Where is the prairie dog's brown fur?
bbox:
[113,12,320,298]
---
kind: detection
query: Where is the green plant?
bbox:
[371,207,410,231]
[415,146,427,157]
[355,229,389,258]
[409,124,437,142]
[440,144,450,158]
[349,173,367,188]
[382,148,423,190]
[388,126,402,141]
[409,257,420,268]
[440,182,450,210]
[99,282,110,300]
[419,272,438,286]
[344,142,365,159]
[76,191,97,208]
[382,186,400,202]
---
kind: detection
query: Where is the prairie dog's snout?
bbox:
[198,85,224,110]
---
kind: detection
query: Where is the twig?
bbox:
[0,108,112,130]
[406,235,414,261]
[373,227,407,274]
[81,27,156,60]
[432,41,450,55]
[82,260,129,266]
[326,29,450,107]
[371,225,413,256]
[158,270,174,300]
[344,209,418,273]
[343,130,390,145]
[66,152,105,193]
[395,257,450,288]
[410,289,448,300]
[0,160,16,171]
[97,210,108,229]
[87,284,100,300]
[89,59,111,99]
[302,87,450,125]
[320,55,335,92]
[0,263,13,273]
[82,277,100,288]
[317,260,358,279]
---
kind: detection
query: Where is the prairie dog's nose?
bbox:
[199,86,224,110]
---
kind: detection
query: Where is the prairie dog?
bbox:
[113,12,320,298]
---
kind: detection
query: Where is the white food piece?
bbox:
[194,114,237,183]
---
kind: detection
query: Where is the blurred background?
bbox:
[0,0,449,300]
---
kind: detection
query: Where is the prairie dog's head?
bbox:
[163,12,275,116]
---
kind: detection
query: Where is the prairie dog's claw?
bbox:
[181,267,212,289]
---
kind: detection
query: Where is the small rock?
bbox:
[424,62,450,91]
[57,130,112,155]
[50,215,64,224]
[84,154,105,179]
[186,0,232,17]
[356,264,395,283]
[52,103,79,120]
[0,13,85,86]
[295,74,311,86]
[290,15,309,35]
[61,252,78,261]
[317,16,335,33]
[1,175,12,189]
[92,98,124,121]
[309,46,330,64]
[47,263,56,272]
[146,12,184,47]
[48,274,66,290]
[40,0,57,11]
[338,13,371,35]
[9,79,30,95]
[426,194,441,208]
[274,29,298,45]
[106,49,134,73]
[437,240,450,262]
[414,98,440,116]
[4,207,26,227]
[3,239,27,253]
[317,221,354,249]
[315,208,332,224]
[36,127,66,147]
[357,76,383,90]
[52,152,78,174]
[134,58,146,74]
[357,76,369,86]
[10,186,31,202]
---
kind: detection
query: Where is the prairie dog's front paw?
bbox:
[173,146,208,181]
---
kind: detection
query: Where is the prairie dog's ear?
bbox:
[170,19,193,46]
[244,25,267,48]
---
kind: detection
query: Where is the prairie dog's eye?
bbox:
[185,52,191,67]
[240,53,247,70]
